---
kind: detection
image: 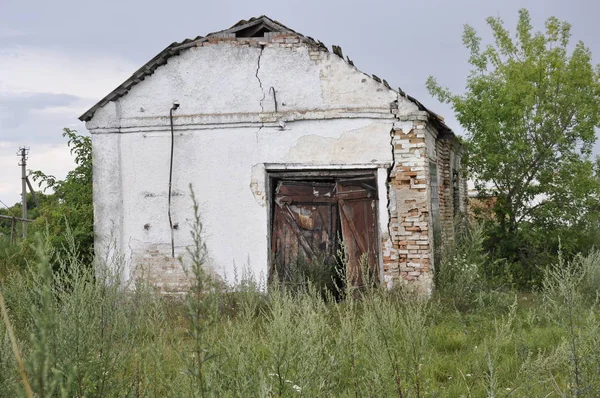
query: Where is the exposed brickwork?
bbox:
[196,33,329,60]
[131,245,190,294]
[435,136,454,243]
[434,134,467,245]
[132,244,225,294]
[383,118,433,294]
[381,111,466,295]
[459,155,469,213]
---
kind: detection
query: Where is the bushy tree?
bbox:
[0,129,92,276]
[427,9,600,285]
[29,128,93,264]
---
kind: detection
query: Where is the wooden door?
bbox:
[336,178,379,287]
[271,181,340,281]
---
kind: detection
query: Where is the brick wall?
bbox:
[435,134,467,244]
[131,245,190,294]
[382,113,465,295]
[196,33,328,56]
[132,245,225,294]
[382,115,433,294]
[435,136,454,243]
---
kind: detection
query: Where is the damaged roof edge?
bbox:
[404,94,454,135]
[78,37,203,122]
[78,16,298,122]
[78,15,456,139]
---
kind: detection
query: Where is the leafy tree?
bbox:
[427,9,600,284]
[0,129,92,276]
[29,128,94,264]
[0,181,47,279]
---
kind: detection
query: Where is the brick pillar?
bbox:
[383,117,433,295]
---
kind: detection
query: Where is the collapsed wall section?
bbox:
[382,113,433,294]
[381,108,465,295]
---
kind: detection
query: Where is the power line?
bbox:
[0,198,10,210]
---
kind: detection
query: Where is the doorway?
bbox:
[268,170,380,292]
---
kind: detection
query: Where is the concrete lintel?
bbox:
[264,162,392,171]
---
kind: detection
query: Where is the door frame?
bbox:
[265,164,388,286]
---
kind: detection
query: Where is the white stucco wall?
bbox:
[88,39,422,289]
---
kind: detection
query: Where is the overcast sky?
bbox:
[0,0,598,207]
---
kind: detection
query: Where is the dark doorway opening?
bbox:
[268,170,380,296]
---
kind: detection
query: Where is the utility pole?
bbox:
[17,147,29,239]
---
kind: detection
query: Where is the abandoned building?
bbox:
[80,16,467,294]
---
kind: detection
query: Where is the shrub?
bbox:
[542,249,600,396]
[435,220,489,310]
[578,249,600,300]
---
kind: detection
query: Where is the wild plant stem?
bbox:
[372,302,404,398]
[0,289,34,398]
[566,290,580,397]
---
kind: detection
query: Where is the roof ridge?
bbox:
[78,16,453,136]
[207,15,294,37]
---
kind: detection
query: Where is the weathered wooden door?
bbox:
[271,181,340,281]
[336,178,379,287]
[271,176,380,289]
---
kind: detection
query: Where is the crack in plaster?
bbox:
[385,103,401,245]
[254,45,266,143]
[386,127,396,242]
[255,45,266,112]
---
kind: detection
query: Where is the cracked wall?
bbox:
[383,117,433,294]
[88,34,457,293]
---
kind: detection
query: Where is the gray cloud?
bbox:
[0,93,79,127]
[0,0,598,204]
[2,1,599,118]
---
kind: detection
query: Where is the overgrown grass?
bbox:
[1,218,600,396]
[0,236,29,283]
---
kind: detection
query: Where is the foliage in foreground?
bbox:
[1,222,600,397]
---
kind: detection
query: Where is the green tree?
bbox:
[427,9,600,283]
[30,128,93,264]
[0,182,48,279]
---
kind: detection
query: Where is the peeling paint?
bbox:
[250,163,267,206]
[285,124,392,164]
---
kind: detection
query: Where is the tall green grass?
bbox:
[1,217,599,396]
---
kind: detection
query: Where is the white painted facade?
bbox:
[84,18,462,292]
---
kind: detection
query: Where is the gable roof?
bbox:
[210,15,296,37]
[78,15,454,136]
[79,16,314,122]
